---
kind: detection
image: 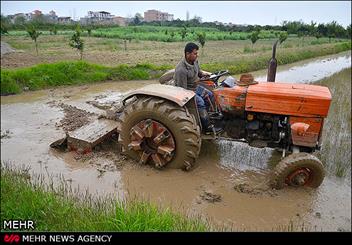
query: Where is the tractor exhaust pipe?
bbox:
[267,40,279,82]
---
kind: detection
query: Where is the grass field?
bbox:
[1,40,350,94]
[315,68,351,179]
[6,26,284,42]
[1,34,349,69]
[0,162,210,231]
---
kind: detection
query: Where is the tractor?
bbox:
[116,41,331,189]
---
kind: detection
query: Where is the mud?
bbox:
[1,129,12,139]
[52,102,97,132]
[1,54,351,231]
[200,190,222,203]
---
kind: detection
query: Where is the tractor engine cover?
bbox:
[245,83,331,117]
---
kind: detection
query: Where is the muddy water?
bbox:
[1,53,351,231]
[248,51,351,83]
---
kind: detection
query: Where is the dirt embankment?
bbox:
[1,41,16,57]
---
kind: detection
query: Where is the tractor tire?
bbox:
[159,69,175,84]
[271,152,325,189]
[118,96,201,170]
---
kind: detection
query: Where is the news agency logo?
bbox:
[3,234,21,244]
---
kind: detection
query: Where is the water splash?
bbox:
[217,140,274,171]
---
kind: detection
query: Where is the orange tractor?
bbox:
[115,42,331,189]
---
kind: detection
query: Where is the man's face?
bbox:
[186,49,198,64]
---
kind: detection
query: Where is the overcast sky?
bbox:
[1,1,351,27]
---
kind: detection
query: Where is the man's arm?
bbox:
[196,61,210,78]
[174,68,188,89]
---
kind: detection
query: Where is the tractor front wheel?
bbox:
[271,152,325,189]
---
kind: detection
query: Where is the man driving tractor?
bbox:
[174,42,222,134]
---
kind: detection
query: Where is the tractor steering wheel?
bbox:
[209,70,229,84]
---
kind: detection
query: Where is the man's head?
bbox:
[184,42,199,64]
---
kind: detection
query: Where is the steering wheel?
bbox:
[210,70,229,79]
[208,70,229,83]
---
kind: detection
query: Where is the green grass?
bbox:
[201,41,351,74]
[6,26,283,42]
[0,163,209,231]
[1,41,350,95]
[314,68,351,179]
[0,61,172,95]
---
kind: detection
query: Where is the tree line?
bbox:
[135,18,351,39]
[1,14,351,39]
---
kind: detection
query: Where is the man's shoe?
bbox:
[209,112,223,120]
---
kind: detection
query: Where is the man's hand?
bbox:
[200,74,210,81]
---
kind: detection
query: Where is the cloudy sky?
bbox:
[1,1,351,27]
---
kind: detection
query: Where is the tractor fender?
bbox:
[123,84,195,107]
[122,84,201,129]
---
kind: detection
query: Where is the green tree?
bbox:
[250,30,260,47]
[308,21,317,36]
[49,25,57,35]
[315,32,322,39]
[196,32,206,48]
[14,16,26,26]
[53,26,57,35]
[0,22,8,34]
[86,26,92,37]
[1,15,9,34]
[282,20,303,34]
[133,13,142,25]
[26,24,42,55]
[347,24,351,39]
[297,25,309,40]
[69,25,84,60]
[180,26,187,40]
[326,21,338,42]
[317,23,328,37]
[279,32,288,44]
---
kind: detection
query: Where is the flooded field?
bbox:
[1,53,351,231]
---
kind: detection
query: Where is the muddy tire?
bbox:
[271,153,325,189]
[118,96,201,170]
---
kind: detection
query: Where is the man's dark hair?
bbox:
[184,42,199,54]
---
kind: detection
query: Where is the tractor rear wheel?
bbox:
[271,152,325,189]
[159,69,175,84]
[118,96,201,170]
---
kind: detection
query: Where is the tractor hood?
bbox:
[245,82,332,117]
[123,84,195,107]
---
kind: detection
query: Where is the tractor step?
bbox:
[50,119,120,154]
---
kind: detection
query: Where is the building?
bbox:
[87,11,113,21]
[10,13,30,23]
[44,10,58,23]
[144,9,174,22]
[112,16,126,26]
[80,11,114,25]
[58,17,72,24]
[32,10,42,16]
